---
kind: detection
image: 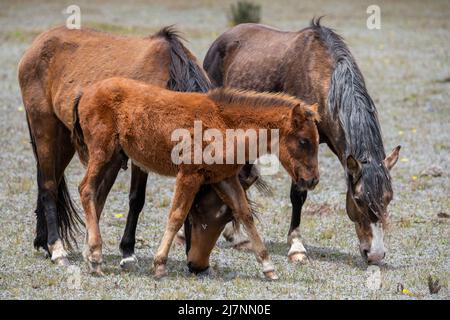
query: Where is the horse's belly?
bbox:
[121,140,178,177]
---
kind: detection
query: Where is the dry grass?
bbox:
[0,0,449,300]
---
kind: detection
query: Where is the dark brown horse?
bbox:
[72,78,320,278]
[203,18,401,265]
[18,26,211,266]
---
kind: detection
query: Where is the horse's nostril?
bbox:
[362,249,369,259]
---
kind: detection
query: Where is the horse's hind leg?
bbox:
[33,193,48,255]
[28,112,74,266]
[288,182,308,264]
[119,164,148,270]
[213,176,278,280]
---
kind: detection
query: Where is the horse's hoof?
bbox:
[88,261,104,276]
[154,265,168,279]
[120,255,138,271]
[53,256,70,267]
[264,270,279,280]
[233,240,252,251]
[288,251,308,264]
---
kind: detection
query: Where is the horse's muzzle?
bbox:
[360,247,386,265]
[187,262,210,275]
[297,177,319,191]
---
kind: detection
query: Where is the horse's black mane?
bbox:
[310,17,392,215]
[155,26,212,93]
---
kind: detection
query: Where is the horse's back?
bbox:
[18,26,172,128]
[204,24,300,91]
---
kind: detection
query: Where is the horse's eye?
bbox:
[299,139,308,147]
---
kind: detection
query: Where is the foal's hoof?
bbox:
[154,264,168,279]
[264,270,279,280]
[53,256,70,267]
[120,255,138,271]
[288,251,308,264]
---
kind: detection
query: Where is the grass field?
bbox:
[0,0,449,299]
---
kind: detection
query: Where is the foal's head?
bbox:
[279,102,321,191]
[184,165,261,274]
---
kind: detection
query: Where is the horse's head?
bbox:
[184,165,260,274]
[345,146,401,265]
[279,102,320,190]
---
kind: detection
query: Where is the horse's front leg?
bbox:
[213,176,278,280]
[288,181,308,263]
[153,172,203,278]
[119,164,148,270]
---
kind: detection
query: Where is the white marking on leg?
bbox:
[49,239,68,261]
[288,238,307,256]
[287,227,307,255]
[120,254,138,268]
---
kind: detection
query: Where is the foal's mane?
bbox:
[208,87,313,114]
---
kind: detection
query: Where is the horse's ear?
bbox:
[384,145,401,170]
[347,155,362,183]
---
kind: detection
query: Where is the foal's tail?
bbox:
[72,93,89,166]
[155,26,212,93]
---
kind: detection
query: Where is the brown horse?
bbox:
[71,77,320,278]
[18,26,211,266]
[203,18,401,265]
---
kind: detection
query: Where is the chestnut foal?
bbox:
[72,77,320,279]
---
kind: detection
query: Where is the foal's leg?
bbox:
[119,164,148,269]
[153,172,203,278]
[288,182,308,263]
[79,154,121,274]
[221,163,258,250]
[213,176,278,280]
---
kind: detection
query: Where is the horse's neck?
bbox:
[317,119,348,166]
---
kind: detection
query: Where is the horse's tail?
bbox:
[25,111,83,250]
[155,26,212,93]
[72,93,89,166]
